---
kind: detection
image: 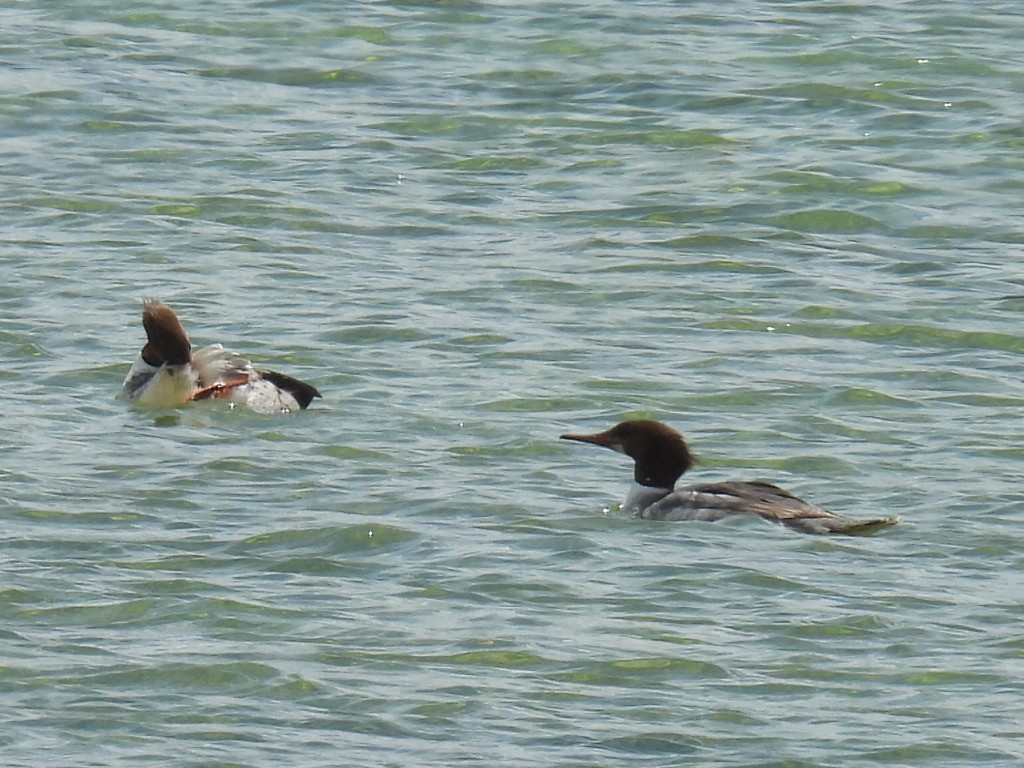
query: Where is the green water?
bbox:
[3,2,1024,766]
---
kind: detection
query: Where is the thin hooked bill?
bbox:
[560,430,614,447]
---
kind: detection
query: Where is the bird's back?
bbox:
[641,480,899,535]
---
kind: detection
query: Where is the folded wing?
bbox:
[643,481,899,535]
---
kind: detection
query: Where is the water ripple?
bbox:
[4,1,1024,766]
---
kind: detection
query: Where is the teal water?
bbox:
[3,1,1024,766]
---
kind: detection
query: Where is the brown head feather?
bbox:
[561,419,695,489]
[140,300,191,366]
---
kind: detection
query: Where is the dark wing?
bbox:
[259,370,322,410]
[648,480,898,535]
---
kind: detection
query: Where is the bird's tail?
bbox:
[783,515,900,536]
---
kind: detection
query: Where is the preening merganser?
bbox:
[561,420,898,535]
[119,300,321,414]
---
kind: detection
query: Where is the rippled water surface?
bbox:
[4,2,1024,766]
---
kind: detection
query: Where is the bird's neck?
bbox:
[622,482,673,514]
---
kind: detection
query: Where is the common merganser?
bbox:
[119,300,321,414]
[561,420,899,535]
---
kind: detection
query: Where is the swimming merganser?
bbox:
[119,300,321,414]
[561,420,898,535]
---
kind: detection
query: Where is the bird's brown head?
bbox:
[140,300,191,366]
[560,419,695,489]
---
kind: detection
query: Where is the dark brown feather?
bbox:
[140,300,191,366]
